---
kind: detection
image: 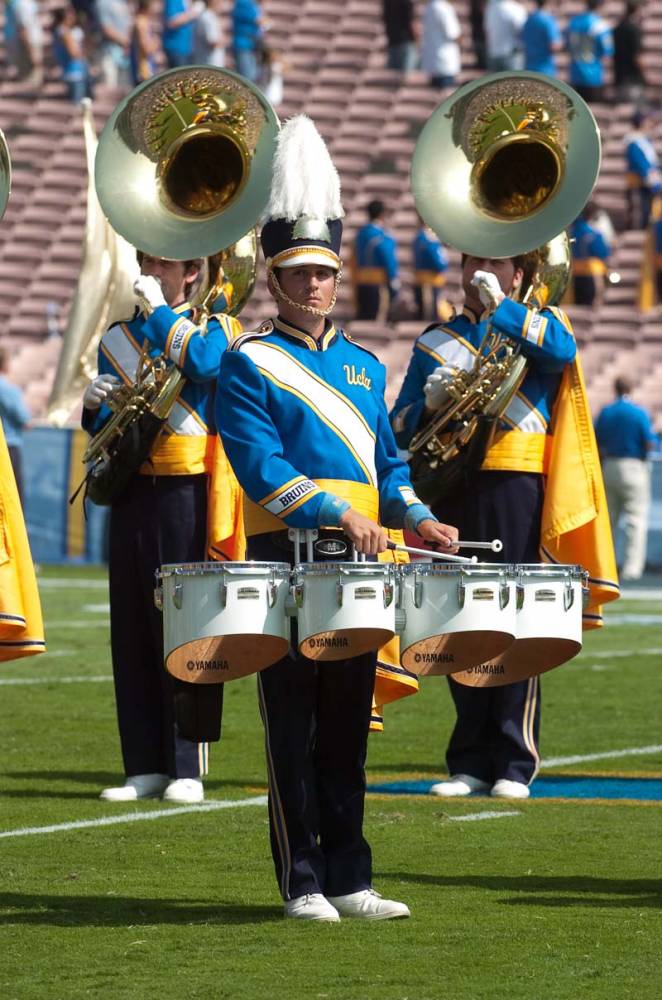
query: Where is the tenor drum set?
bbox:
[154,530,588,690]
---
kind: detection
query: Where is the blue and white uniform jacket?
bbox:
[354,222,400,295]
[390,300,577,475]
[216,316,434,537]
[625,131,662,193]
[412,228,449,286]
[85,302,239,476]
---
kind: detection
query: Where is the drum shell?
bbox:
[294,562,396,661]
[452,563,587,687]
[397,562,517,676]
[156,561,291,683]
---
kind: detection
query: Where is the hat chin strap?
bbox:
[268,266,342,318]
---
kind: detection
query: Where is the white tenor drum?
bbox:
[155,561,291,683]
[293,562,396,661]
[397,563,516,676]
[452,563,588,688]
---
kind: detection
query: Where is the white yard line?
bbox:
[38,579,107,590]
[542,744,662,768]
[0,795,268,840]
[0,675,112,686]
[577,647,662,659]
[448,810,520,822]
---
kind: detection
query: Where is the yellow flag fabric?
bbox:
[0,424,46,661]
[540,353,620,628]
[207,436,246,562]
[637,224,656,312]
[370,529,419,733]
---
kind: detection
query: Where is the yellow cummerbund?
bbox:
[354,267,388,285]
[481,431,553,474]
[655,253,662,268]
[414,270,447,288]
[627,171,644,190]
[244,478,380,536]
[572,258,608,277]
[139,433,216,476]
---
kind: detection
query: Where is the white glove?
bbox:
[424,365,456,411]
[192,0,205,14]
[133,275,166,314]
[471,269,505,311]
[83,374,121,410]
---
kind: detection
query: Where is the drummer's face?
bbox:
[274,264,337,313]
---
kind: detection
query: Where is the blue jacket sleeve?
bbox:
[374,382,435,530]
[216,349,347,528]
[491,298,577,373]
[375,235,400,288]
[142,308,240,382]
[389,342,430,449]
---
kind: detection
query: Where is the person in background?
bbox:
[625,109,662,230]
[469,0,487,69]
[4,0,44,87]
[232,0,263,83]
[484,0,526,72]
[162,0,201,69]
[259,45,284,106]
[595,377,657,581]
[52,5,94,103]
[613,0,646,104]
[412,219,451,322]
[130,0,158,84]
[193,0,225,66]
[522,0,562,77]
[565,0,613,103]
[420,0,461,90]
[382,0,418,72]
[0,347,31,504]
[96,0,132,89]
[570,201,613,306]
[353,200,400,322]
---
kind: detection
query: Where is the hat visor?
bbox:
[271,247,341,270]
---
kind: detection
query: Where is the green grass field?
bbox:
[1,566,661,1000]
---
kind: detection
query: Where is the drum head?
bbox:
[400,630,515,677]
[451,636,582,687]
[165,634,290,683]
[299,627,394,662]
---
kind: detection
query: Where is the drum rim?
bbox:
[158,560,291,577]
[516,563,585,577]
[294,562,394,575]
[400,562,508,577]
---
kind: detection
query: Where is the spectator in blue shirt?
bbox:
[522,0,562,77]
[565,0,613,102]
[162,0,201,69]
[52,5,94,103]
[353,199,400,321]
[232,0,263,83]
[595,377,657,580]
[412,221,450,321]
[0,348,31,503]
[570,201,613,306]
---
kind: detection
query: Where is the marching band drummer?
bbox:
[216,115,458,922]
[82,252,241,805]
[390,250,577,800]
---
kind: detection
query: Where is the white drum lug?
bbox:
[219,581,227,609]
[499,579,510,609]
[516,584,525,610]
[457,577,465,609]
[268,570,278,609]
[173,580,183,610]
[414,568,423,609]
[294,582,304,609]
[153,586,163,611]
[336,578,344,607]
[563,579,574,611]
[384,580,394,609]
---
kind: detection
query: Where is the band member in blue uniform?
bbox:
[83,252,240,804]
[412,220,450,322]
[391,249,577,799]
[353,199,400,321]
[625,109,662,230]
[570,202,612,306]
[217,116,458,921]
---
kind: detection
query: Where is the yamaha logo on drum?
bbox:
[314,538,348,557]
[187,659,230,672]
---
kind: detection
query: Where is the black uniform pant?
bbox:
[573,274,597,307]
[108,473,222,778]
[249,534,376,902]
[433,470,543,785]
[356,284,390,321]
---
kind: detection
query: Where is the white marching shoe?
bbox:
[162,778,204,803]
[284,894,341,922]
[429,774,491,797]
[491,779,530,799]
[99,773,169,802]
[326,889,410,920]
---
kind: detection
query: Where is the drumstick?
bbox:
[456,538,503,552]
[386,541,477,564]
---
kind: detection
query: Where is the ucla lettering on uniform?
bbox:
[343,364,372,390]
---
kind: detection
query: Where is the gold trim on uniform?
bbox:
[243,479,379,536]
[139,434,216,475]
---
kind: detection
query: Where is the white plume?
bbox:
[263,114,344,222]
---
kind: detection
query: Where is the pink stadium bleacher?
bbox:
[0,0,660,428]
